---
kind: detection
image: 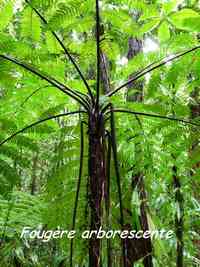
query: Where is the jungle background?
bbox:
[0,0,200,266]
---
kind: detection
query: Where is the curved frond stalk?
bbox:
[19,85,90,109]
[107,45,200,97]
[101,103,112,115]
[70,121,84,267]
[95,0,101,108]
[108,108,200,127]
[17,85,91,113]
[110,106,127,267]
[0,111,85,147]
[134,113,143,129]
[24,0,94,103]
[0,54,89,110]
[75,91,92,107]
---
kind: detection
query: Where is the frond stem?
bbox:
[105,131,112,267]
[0,55,89,111]
[110,105,127,267]
[70,121,84,267]
[95,0,101,108]
[107,45,200,97]
[0,111,85,147]
[107,108,200,127]
[24,0,95,103]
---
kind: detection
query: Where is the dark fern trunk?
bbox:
[88,110,106,267]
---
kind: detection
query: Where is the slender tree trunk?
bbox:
[100,51,111,94]
[126,37,143,102]
[88,111,106,267]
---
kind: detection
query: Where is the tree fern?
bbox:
[0,0,200,266]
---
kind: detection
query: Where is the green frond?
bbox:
[21,6,41,42]
[0,1,14,31]
[48,1,82,30]
[0,60,15,88]
[0,191,45,238]
[45,31,61,54]
[39,103,66,119]
[2,135,39,151]
[0,33,15,53]
[0,119,17,133]
[30,0,56,9]
[0,145,30,168]
[0,159,20,188]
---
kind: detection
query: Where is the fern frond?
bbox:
[31,0,56,9]
[0,1,14,31]
[8,135,39,151]
[0,159,20,187]
[0,145,30,168]
[21,6,41,42]
[0,33,15,53]
[39,103,66,119]
[0,119,17,133]
[0,191,45,238]
[48,1,81,30]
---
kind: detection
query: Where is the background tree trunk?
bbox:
[125,37,153,267]
[100,51,111,94]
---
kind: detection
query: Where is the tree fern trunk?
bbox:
[88,111,106,267]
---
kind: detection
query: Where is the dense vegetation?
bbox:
[0,0,200,266]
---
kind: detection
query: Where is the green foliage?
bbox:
[0,0,199,266]
[21,6,41,42]
[0,1,13,31]
[48,1,82,30]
